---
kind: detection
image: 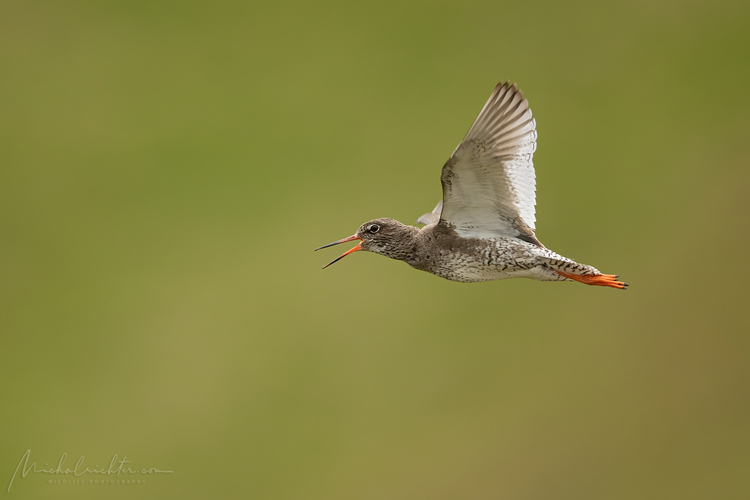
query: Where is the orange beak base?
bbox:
[315,235,363,269]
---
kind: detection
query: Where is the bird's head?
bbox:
[315,218,417,268]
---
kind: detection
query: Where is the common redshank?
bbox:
[316,82,627,289]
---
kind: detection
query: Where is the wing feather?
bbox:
[416,200,443,226]
[438,81,540,245]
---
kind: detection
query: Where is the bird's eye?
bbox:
[368,224,380,234]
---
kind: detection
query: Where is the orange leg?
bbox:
[554,269,628,289]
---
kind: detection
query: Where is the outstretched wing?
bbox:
[438,81,541,246]
[416,200,443,226]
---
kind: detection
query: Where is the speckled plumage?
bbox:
[316,82,626,289]
[342,218,601,284]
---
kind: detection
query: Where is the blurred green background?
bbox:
[2,0,749,498]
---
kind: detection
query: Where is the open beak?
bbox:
[315,234,363,269]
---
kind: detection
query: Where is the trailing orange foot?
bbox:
[554,270,628,289]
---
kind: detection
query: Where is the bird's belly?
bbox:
[415,238,558,283]
[420,257,522,283]
[432,264,546,283]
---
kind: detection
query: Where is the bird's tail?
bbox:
[542,253,628,290]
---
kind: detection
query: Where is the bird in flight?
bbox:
[316,82,627,289]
